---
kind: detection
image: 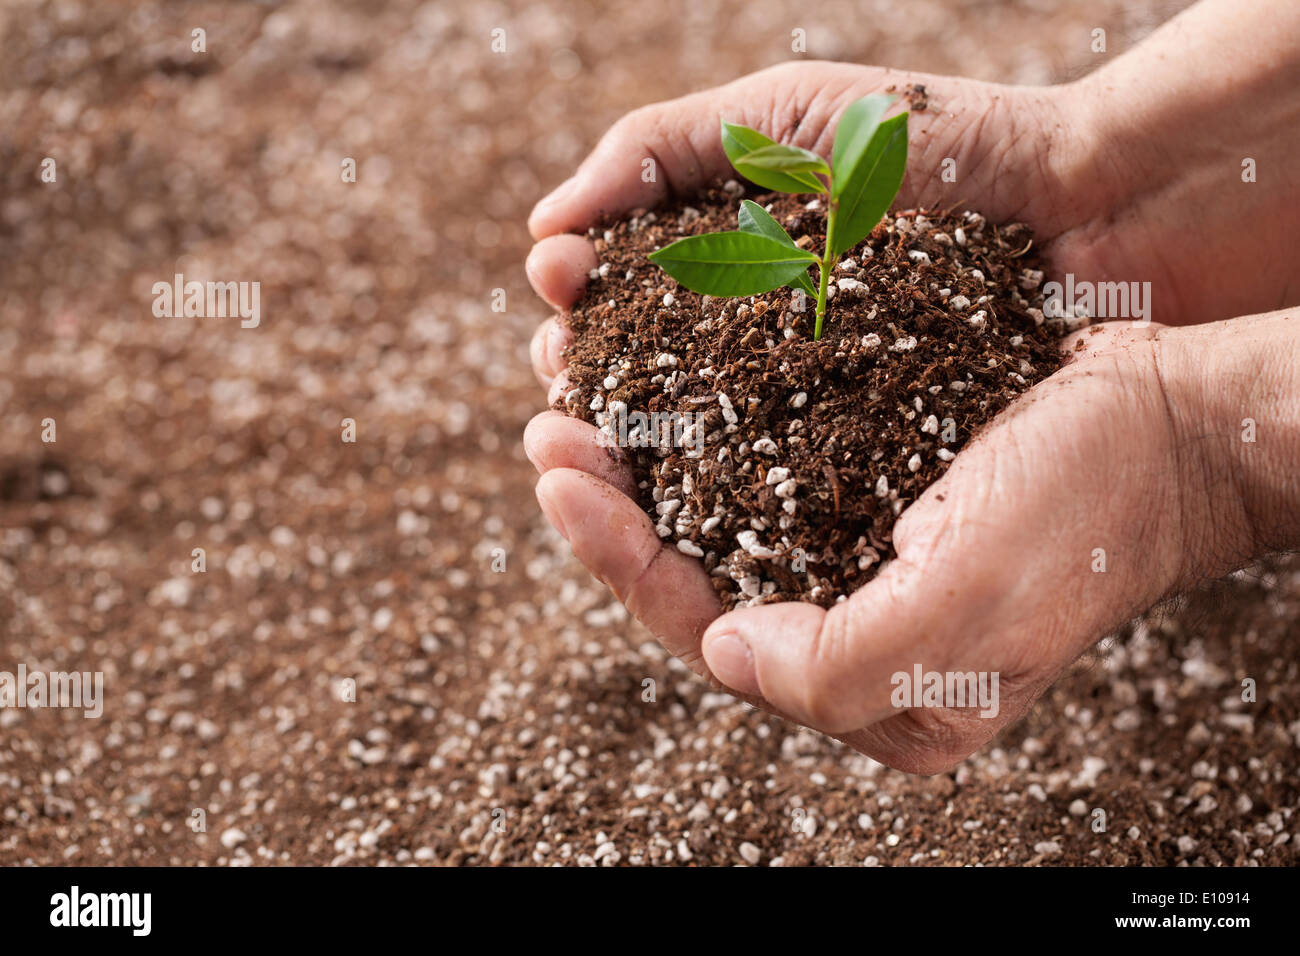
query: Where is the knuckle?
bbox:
[797,606,863,733]
[800,686,852,735]
[614,539,671,619]
[605,105,658,153]
[761,60,805,81]
[886,711,983,774]
[621,102,674,143]
[893,747,969,776]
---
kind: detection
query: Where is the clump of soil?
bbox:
[557,186,1070,610]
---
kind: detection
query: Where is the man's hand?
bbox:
[523,6,1300,771]
[528,312,1299,772]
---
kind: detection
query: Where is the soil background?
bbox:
[5,0,1297,868]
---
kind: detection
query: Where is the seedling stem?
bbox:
[814,200,836,340]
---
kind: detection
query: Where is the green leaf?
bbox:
[734,144,830,179]
[831,94,895,199]
[648,230,818,297]
[827,112,908,259]
[721,120,826,195]
[736,200,817,298]
[736,199,792,242]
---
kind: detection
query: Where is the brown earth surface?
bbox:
[5,0,1297,867]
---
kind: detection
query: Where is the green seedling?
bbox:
[648,94,908,340]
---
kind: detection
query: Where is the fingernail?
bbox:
[535,485,569,540]
[703,631,760,697]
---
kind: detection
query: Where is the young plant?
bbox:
[647,95,908,340]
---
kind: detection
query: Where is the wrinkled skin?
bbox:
[522,0,1300,773]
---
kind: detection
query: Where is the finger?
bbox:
[528,62,877,239]
[527,422,802,721]
[525,234,598,310]
[523,411,638,498]
[528,92,727,240]
[535,468,721,669]
[528,317,574,387]
[546,369,573,406]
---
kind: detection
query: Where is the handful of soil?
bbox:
[555,186,1069,611]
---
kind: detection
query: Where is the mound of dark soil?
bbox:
[557,186,1069,610]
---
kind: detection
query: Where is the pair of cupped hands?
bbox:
[522,60,1299,772]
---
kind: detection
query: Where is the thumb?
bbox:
[700,557,978,735]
